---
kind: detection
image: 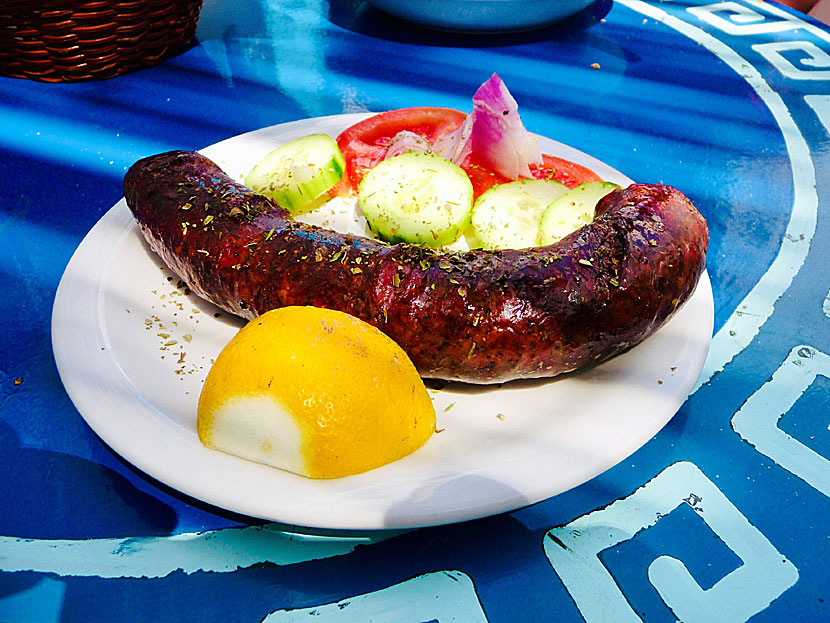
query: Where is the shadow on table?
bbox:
[328,0,613,46]
[0,418,177,540]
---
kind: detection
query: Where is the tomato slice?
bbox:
[333,107,603,199]
[333,106,467,196]
[530,154,603,189]
[459,154,510,199]
[460,154,602,198]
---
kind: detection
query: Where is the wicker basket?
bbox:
[0,0,203,83]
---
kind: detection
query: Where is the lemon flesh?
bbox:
[197,306,436,479]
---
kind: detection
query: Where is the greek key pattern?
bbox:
[732,346,830,497]
[754,41,830,80]
[688,1,830,41]
[544,462,798,623]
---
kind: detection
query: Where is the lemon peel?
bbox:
[197,306,436,478]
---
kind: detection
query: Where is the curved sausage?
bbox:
[124,150,708,384]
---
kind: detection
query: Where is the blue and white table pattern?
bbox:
[0,0,828,621]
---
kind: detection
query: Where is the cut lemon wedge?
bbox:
[197,306,436,479]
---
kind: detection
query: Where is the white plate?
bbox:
[52,114,713,531]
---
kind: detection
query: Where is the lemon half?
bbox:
[197,306,436,479]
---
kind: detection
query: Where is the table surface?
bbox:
[2,0,829,621]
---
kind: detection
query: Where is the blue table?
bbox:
[2,1,828,620]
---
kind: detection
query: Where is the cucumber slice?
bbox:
[244,134,346,214]
[471,179,568,250]
[358,151,473,247]
[538,181,620,246]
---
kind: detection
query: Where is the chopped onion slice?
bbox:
[470,73,542,179]
[432,113,474,164]
[385,130,431,160]
[381,73,541,181]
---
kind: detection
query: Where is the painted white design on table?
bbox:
[618,0,819,392]
[754,41,830,80]
[806,94,830,135]
[732,345,830,497]
[0,524,395,578]
[688,0,830,42]
[807,94,830,319]
[262,571,488,622]
[544,461,798,623]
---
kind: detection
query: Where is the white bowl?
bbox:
[365,0,597,32]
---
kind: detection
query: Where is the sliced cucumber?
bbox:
[244,134,346,214]
[470,179,568,250]
[538,181,620,246]
[358,151,473,247]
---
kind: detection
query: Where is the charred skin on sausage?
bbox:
[124,150,708,384]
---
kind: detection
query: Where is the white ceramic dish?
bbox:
[52,113,713,531]
[365,0,596,32]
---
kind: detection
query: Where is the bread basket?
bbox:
[0,0,203,82]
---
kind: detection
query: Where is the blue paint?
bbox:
[1,0,829,621]
[0,578,64,623]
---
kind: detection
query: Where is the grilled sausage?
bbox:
[124,150,708,384]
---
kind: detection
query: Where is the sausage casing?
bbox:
[124,150,708,384]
